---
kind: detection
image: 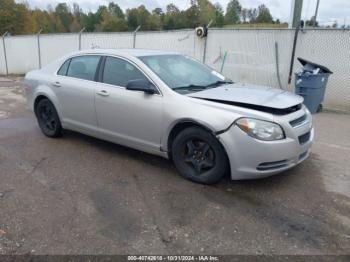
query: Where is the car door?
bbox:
[94,56,163,154]
[55,55,101,132]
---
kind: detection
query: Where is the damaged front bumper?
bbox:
[217,107,314,180]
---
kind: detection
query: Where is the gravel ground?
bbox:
[0,77,349,255]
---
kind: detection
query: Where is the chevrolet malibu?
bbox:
[24,49,314,184]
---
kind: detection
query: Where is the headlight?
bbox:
[236,118,285,141]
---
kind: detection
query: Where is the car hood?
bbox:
[187,83,303,109]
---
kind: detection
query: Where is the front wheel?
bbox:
[35,98,63,138]
[171,127,229,184]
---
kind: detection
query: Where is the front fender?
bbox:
[160,98,239,152]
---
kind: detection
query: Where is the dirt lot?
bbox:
[0,77,349,255]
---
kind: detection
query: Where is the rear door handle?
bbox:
[96,90,109,97]
[52,81,61,87]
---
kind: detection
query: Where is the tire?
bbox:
[171,127,229,184]
[35,98,63,138]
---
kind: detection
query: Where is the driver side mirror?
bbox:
[126,79,156,94]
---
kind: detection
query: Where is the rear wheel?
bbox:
[171,127,229,184]
[35,98,62,138]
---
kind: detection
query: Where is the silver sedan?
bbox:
[24,49,314,184]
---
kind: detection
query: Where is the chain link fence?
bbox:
[0,28,349,112]
[295,29,350,111]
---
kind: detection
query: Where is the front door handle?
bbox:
[52,81,61,87]
[96,90,109,97]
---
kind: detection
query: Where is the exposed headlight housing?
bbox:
[236,118,285,141]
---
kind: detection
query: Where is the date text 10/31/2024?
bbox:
[127,256,219,261]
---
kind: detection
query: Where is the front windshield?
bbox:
[138,54,231,93]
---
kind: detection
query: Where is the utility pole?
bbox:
[313,0,320,27]
[78,27,85,50]
[37,28,42,69]
[2,32,9,75]
[202,20,213,64]
[289,0,303,28]
[133,25,141,48]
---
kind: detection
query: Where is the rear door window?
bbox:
[57,59,70,76]
[102,56,148,87]
[67,55,101,81]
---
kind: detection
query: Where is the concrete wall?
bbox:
[1,35,39,74]
[0,28,349,111]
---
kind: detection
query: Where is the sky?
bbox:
[19,0,350,26]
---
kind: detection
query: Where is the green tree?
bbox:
[108,2,124,19]
[150,8,164,30]
[137,5,151,30]
[32,9,53,33]
[152,7,163,16]
[241,8,248,23]
[49,12,66,32]
[95,5,108,22]
[99,17,128,32]
[213,3,224,27]
[126,5,152,30]
[148,15,161,30]
[225,0,242,24]
[126,8,139,30]
[81,12,98,32]
[255,4,273,23]
[14,2,35,34]
[247,8,257,23]
[72,3,82,19]
[305,16,318,27]
[163,4,180,30]
[1,0,283,34]
[0,0,18,34]
[69,17,81,32]
[72,3,83,29]
[166,3,179,14]
[0,0,35,34]
[163,15,175,30]
[184,0,200,27]
[197,0,216,25]
[55,3,73,31]
[95,5,128,32]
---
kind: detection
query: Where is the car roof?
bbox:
[70,48,180,57]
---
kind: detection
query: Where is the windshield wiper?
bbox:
[172,84,207,91]
[173,80,233,91]
[205,80,233,88]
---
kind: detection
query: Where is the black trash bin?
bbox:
[294,57,333,113]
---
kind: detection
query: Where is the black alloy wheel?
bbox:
[172,127,229,184]
[35,99,62,137]
[183,139,215,174]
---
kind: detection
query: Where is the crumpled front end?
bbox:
[217,105,314,180]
